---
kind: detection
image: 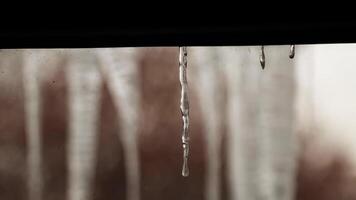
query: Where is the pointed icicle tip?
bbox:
[260,59,265,69]
[260,54,265,70]
[182,161,189,177]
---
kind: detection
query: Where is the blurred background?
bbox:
[0,45,356,200]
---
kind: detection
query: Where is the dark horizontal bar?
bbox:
[1,21,356,48]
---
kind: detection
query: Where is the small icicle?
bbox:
[179,46,190,177]
[289,45,295,59]
[260,45,265,69]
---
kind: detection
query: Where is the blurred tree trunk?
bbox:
[223,46,297,200]
[295,46,315,137]
[23,50,43,200]
[96,48,141,200]
[258,46,297,200]
[191,47,224,200]
[66,50,102,200]
[223,46,262,200]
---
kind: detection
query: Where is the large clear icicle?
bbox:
[23,50,43,200]
[191,47,223,200]
[179,47,190,177]
[67,50,102,200]
[257,46,297,200]
[96,48,140,200]
[221,46,262,200]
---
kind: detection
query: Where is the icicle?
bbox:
[67,50,102,200]
[179,46,190,177]
[289,45,295,59]
[96,48,140,200]
[23,50,43,200]
[191,47,223,200]
[260,45,265,69]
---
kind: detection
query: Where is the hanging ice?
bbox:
[67,50,102,200]
[96,48,141,200]
[179,47,190,177]
[260,45,266,69]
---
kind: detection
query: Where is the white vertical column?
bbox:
[191,47,224,200]
[257,46,297,200]
[67,50,102,200]
[23,50,43,200]
[221,46,262,200]
[96,48,140,200]
[295,45,316,137]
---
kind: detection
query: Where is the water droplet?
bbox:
[289,45,295,59]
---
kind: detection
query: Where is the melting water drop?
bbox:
[182,138,189,177]
[289,45,295,59]
[260,45,265,69]
[179,46,190,177]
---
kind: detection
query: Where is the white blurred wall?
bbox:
[296,44,356,173]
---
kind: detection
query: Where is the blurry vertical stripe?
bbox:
[191,47,223,200]
[23,50,43,200]
[96,48,141,200]
[257,46,297,200]
[66,50,102,200]
[295,46,316,136]
[221,47,262,200]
